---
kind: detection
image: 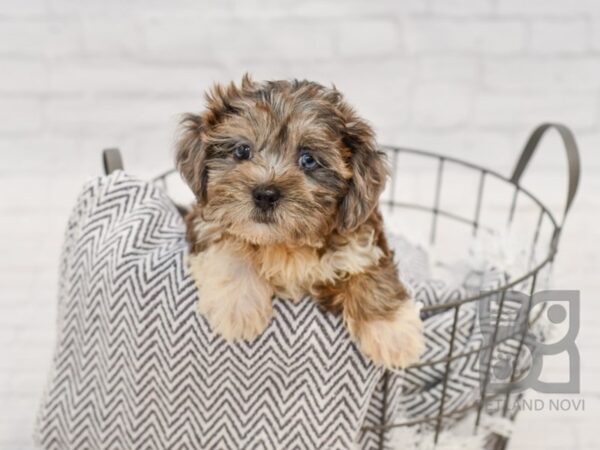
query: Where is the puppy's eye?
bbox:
[298,150,318,170]
[233,144,251,161]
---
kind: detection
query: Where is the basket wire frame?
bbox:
[102,123,580,450]
[365,123,580,449]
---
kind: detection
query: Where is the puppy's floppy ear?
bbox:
[176,113,209,203]
[337,113,388,232]
[176,77,255,202]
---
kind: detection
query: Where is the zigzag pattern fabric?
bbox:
[35,172,529,450]
[34,173,383,450]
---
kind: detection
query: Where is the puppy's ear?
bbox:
[176,77,255,202]
[337,114,388,232]
[176,113,209,203]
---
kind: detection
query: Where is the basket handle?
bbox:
[510,123,581,226]
[102,148,124,175]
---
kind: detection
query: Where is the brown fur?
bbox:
[177,75,424,368]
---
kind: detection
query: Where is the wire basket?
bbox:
[102,123,580,450]
[363,123,580,450]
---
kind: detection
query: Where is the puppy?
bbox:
[176,75,424,368]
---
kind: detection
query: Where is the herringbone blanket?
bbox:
[35,172,522,450]
[35,173,384,450]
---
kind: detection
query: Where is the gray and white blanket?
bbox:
[35,172,530,450]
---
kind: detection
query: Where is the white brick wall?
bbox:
[405,18,528,54]
[530,19,589,54]
[0,1,598,449]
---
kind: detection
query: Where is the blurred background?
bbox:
[0,0,598,449]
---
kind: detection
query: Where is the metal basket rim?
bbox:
[379,145,560,313]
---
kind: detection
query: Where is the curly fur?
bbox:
[177,75,424,368]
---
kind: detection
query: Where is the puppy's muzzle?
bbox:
[252,185,281,211]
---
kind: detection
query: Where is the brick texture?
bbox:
[0,1,598,449]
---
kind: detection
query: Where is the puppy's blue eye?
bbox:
[233,144,251,161]
[298,151,318,170]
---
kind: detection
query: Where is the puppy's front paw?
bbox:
[352,301,424,369]
[189,245,274,342]
[198,285,273,341]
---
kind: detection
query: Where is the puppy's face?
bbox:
[177,76,387,246]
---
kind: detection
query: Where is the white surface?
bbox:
[0,1,599,449]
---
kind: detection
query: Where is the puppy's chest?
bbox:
[255,237,384,301]
[255,247,322,300]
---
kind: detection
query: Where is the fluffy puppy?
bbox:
[176,75,424,368]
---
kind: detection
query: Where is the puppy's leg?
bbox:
[186,210,273,341]
[188,239,274,341]
[313,256,424,368]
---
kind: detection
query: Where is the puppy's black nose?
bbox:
[252,185,281,210]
